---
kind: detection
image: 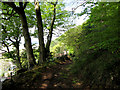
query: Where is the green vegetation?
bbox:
[52,2,120,88]
[1,1,72,69]
[1,1,120,89]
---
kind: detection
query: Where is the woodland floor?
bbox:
[3,60,86,89]
[29,60,82,89]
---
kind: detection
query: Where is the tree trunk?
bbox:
[19,8,36,68]
[16,42,22,69]
[34,1,46,63]
[46,2,57,58]
[5,2,36,69]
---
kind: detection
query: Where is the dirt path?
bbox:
[2,60,82,89]
[32,60,82,89]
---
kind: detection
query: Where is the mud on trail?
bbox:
[2,60,82,89]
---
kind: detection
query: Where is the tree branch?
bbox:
[2,25,7,33]
[2,41,10,53]
[0,49,7,53]
[2,25,18,48]
[23,2,28,9]
[46,0,58,51]
[19,2,23,8]
[72,1,87,14]
[2,41,16,60]
[8,37,17,47]
[1,11,18,20]
[4,2,21,14]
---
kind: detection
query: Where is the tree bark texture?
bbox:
[46,1,57,58]
[5,2,36,68]
[2,25,22,69]
[16,42,22,69]
[19,9,36,68]
[35,0,46,63]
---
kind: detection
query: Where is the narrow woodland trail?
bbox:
[2,60,83,89]
[31,60,82,89]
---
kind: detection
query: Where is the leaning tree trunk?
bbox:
[5,2,36,69]
[19,9,36,68]
[46,1,57,58]
[35,0,46,63]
